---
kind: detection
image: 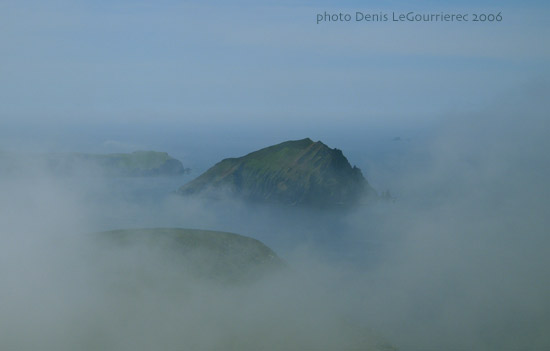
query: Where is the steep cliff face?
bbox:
[178,138,375,207]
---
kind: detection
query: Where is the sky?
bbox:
[1,0,548,148]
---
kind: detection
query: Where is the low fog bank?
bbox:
[1,90,549,350]
[0,166,393,350]
[347,89,550,350]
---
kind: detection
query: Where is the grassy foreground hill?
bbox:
[95,228,283,282]
[178,138,376,207]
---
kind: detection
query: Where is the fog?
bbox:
[1,91,549,350]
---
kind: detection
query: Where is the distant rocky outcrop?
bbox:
[0,150,189,177]
[178,138,376,207]
[49,151,189,176]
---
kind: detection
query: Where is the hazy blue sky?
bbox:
[1,0,549,151]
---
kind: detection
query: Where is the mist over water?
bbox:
[1,92,549,350]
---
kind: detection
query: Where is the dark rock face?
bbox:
[178,138,376,207]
